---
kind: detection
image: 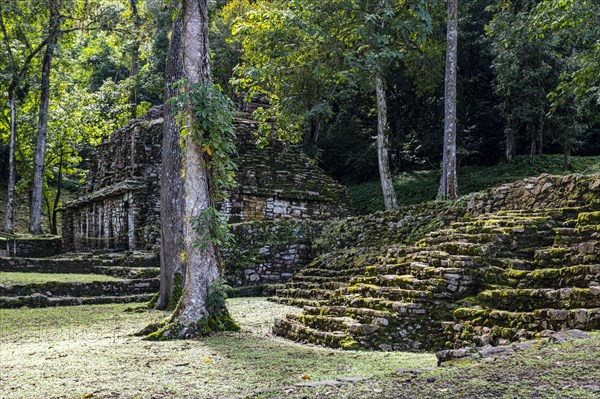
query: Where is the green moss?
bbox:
[168,272,184,311]
[577,211,600,226]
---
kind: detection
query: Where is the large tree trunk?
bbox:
[30,4,59,234]
[438,0,458,200]
[375,72,398,211]
[172,0,220,329]
[156,11,185,311]
[129,0,141,119]
[5,91,16,233]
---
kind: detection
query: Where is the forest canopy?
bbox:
[1,0,599,231]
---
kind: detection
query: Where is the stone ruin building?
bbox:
[61,106,349,288]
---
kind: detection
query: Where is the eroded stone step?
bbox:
[350,274,448,292]
[91,266,160,279]
[273,285,340,300]
[272,316,361,349]
[477,287,600,312]
[344,283,441,301]
[283,281,345,290]
[505,264,600,288]
[0,278,159,297]
[454,306,600,331]
[269,296,322,308]
[447,307,600,347]
[0,293,154,308]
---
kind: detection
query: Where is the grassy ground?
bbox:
[348,155,600,214]
[254,333,600,399]
[1,298,598,399]
[0,298,435,399]
[0,272,121,285]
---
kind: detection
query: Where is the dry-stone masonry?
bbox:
[272,173,600,351]
[0,234,62,257]
[61,106,349,288]
[62,106,164,252]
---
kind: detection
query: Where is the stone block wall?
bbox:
[223,219,323,287]
[466,173,600,215]
[0,235,62,258]
[62,107,163,252]
[61,107,349,287]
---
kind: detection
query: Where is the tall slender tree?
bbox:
[128,0,142,119]
[30,0,61,234]
[0,3,53,233]
[375,71,398,210]
[156,10,185,311]
[438,0,458,200]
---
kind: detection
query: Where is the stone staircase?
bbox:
[0,251,159,308]
[446,208,600,348]
[272,204,600,351]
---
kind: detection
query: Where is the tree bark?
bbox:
[156,10,185,311]
[5,92,16,233]
[563,146,571,171]
[438,0,458,200]
[50,150,63,235]
[375,71,398,211]
[173,0,220,329]
[30,3,60,234]
[529,125,537,165]
[505,132,515,162]
[129,0,141,119]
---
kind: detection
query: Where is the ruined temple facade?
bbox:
[62,106,348,253]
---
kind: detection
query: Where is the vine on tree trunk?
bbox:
[136,80,240,340]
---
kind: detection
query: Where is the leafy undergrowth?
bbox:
[0,272,121,285]
[0,298,434,398]
[348,155,600,214]
[254,333,600,399]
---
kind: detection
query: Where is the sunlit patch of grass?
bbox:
[0,298,436,399]
[0,272,121,285]
[255,332,600,399]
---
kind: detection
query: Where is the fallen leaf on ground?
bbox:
[300,374,311,380]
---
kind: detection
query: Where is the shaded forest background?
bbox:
[1,0,599,231]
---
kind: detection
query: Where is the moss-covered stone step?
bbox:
[446,307,600,347]
[0,293,155,308]
[349,274,449,293]
[493,258,537,271]
[0,252,160,273]
[453,306,600,331]
[90,266,160,279]
[308,250,380,271]
[283,280,345,290]
[533,247,593,267]
[269,296,323,308]
[344,283,440,301]
[477,287,600,312]
[0,257,111,273]
[272,316,361,349]
[289,313,385,339]
[577,211,600,226]
[415,242,492,257]
[505,264,600,289]
[304,301,426,322]
[421,231,507,246]
[0,278,159,297]
[295,266,367,278]
[273,287,338,301]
